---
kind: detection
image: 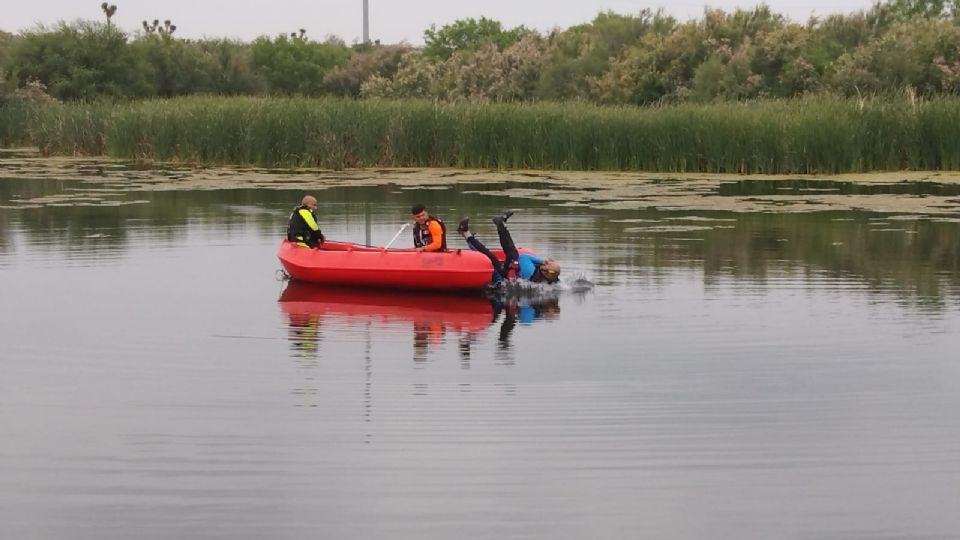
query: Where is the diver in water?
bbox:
[456,211,561,285]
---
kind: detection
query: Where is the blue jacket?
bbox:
[491,252,542,282]
[516,253,543,280]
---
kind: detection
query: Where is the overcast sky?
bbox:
[4,0,876,44]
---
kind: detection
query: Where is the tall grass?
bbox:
[0,99,34,147]
[1,99,111,154]
[5,95,960,174]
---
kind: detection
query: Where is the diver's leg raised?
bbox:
[493,215,519,272]
[460,218,506,276]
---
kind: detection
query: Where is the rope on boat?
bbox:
[384,223,410,249]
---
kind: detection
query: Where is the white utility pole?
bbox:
[363,0,370,43]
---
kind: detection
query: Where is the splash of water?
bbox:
[485,274,594,301]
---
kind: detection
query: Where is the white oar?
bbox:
[383,222,409,249]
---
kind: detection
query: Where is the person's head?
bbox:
[540,258,561,283]
[411,203,428,225]
[301,195,318,211]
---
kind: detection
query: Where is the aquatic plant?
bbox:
[6,94,960,174]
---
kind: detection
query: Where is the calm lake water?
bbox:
[2,170,960,540]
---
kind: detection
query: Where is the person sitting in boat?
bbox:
[287,195,325,248]
[456,211,561,284]
[411,203,447,252]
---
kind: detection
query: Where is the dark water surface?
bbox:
[2,173,960,540]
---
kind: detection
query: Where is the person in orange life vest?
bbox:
[411,203,447,252]
[456,211,561,284]
[287,195,325,248]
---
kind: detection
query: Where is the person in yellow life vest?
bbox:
[287,195,325,248]
[410,203,447,252]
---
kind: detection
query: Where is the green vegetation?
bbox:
[250,34,352,96]
[3,2,960,173]
[2,1,960,103]
[0,30,14,71]
[8,21,152,100]
[422,17,531,60]
[5,95,960,173]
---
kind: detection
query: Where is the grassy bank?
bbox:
[3,96,960,173]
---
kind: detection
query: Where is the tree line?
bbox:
[2,0,960,105]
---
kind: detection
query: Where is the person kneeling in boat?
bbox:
[287,195,325,248]
[411,203,447,252]
[457,211,561,284]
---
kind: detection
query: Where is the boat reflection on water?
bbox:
[278,280,561,365]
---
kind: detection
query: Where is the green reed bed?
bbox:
[1,100,111,155]
[0,99,33,147]
[914,97,960,170]
[5,95,960,173]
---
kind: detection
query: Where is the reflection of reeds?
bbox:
[4,95,960,173]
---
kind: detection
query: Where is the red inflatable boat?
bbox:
[277,240,497,291]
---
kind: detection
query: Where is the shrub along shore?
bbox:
[3,95,960,174]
